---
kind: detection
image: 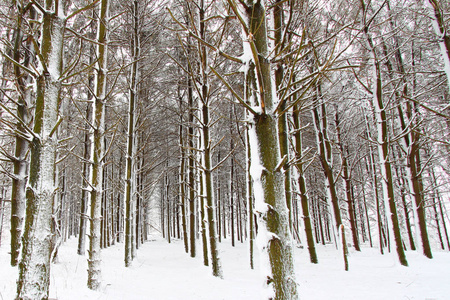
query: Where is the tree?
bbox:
[125,0,141,268]
[88,0,109,290]
[16,0,66,297]
[227,1,299,298]
[9,2,35,266]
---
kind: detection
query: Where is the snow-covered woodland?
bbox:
[0,0,449,299]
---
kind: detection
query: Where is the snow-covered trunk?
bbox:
[240,2,298,298]
[273,0,293,234]
[198,0,222,277]
[363,25,408,266]
[10,5,35,267]
[78,104,91,255]
[187,74,196,258]
[292,102,318,264]
[125,0,140,267]
[16,2,66,298]
[88,0,109,290]
[78,16,95,254]
[178,84,189,254]
[427,0,450,92]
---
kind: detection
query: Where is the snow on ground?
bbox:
[1,235,449,300]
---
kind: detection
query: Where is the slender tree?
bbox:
[88,0,109,289]
[10,3,35,266]
[16,0,66,298]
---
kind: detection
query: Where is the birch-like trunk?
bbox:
[16,1,65,298]
[88,0,109,289]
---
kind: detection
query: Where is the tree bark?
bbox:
[88,0,109,289]
[236,1,299,298]
[125,0,140,267]
[16,1,66,298]
[10,4,34,266]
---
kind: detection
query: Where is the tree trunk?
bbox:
[198,0,222,277]
[78,103,91,255]
[88,0,109,289]
[293,102,318,263]
[125,0,140,267]
[10,4,35,267]
[236,1,299,298]
[16,2,65,298]
[273,0,293,233]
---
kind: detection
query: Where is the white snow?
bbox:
[1,233,449,299]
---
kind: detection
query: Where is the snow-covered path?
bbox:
[1,235,449,299]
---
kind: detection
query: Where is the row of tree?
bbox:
[0,0,449,299]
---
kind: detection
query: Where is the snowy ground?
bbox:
[0,235,449,300]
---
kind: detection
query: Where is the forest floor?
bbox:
[0,234,449,299]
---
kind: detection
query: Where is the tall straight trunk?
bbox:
[273,0,293,233]
[16,1,66,298]
[117,153,124,242]
[199,168,208,266]
[361,5,408,265]
[217,152,222,242]
[198,0,222,277]
[166,171,171,243]
[125,0,140,267]
[293,103,318,263]
[335,110,360,251]
[230,139,235,247]
[88,0,109,289]
[179,88,189,253]
[235,1,298,298]
[78,103,91,255]
[246,128,255,269]
[10,5,34,266]
[187,75,196,258]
